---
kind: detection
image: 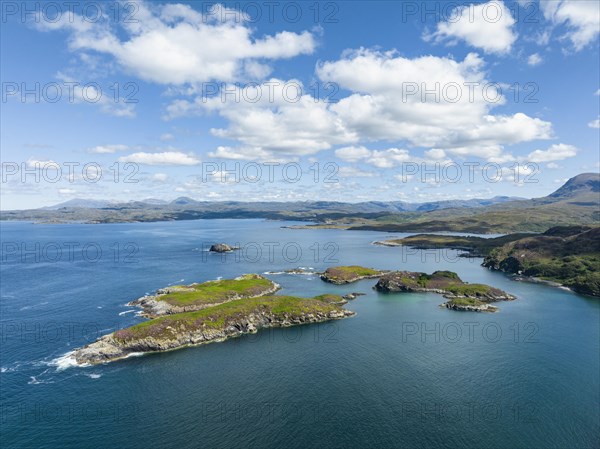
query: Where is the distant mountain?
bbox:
[350,173,600,233]
[170,197,198,205]
[548,173,600,200]
[43,195,525,213]
[43,199,116,210]
[139,198,169,205]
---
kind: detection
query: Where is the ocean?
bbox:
[1,219,598,449]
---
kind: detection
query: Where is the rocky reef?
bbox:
[129,274,279,317]
[321,266,386,284]
[375,270,515,312]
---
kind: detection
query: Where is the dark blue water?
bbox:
[1,219,598,449]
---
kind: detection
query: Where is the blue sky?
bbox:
[1,0,599,209]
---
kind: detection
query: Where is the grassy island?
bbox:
[129,274,280,317]
[71,276,358,365]
[375,270,514,312]
[320,266,385,284]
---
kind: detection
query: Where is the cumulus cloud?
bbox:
[35,2,316,85]
[527,53,543,66]
[424,1,517,54]
[152,173,169,182]
[338,166,375,178]
[588,118,600,129]
[88,144,130,154]
[526,143,578,162]
[540,0,600,51]
[119,151,200,165]
[168,50,552,162]
[335,146,373,162]
[317,50,551,158]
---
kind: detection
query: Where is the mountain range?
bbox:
[2,173,598,233]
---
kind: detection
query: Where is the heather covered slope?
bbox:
[483,227,600,296]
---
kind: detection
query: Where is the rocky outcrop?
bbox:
[375,270,515,311]
[209,243,239,252]
[320,266,386,284]
[442,302,498,312]
[342,292,365,301]
[71,308,355,365]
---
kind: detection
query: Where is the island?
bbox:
[129,274,279,317]
[320,266,387,284]
[70,276,357,365]
[209,243,240,253]
[374,270,515,312]
[375,226,600,297]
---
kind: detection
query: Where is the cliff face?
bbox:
[72,308,354,365]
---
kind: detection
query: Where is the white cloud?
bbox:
[527,143,578,162]
[366,149,412,168]
[119,151,200,165]
[58,188,77,195]
[89,144,129,154]
[424,149,447,160]
[317,51,552,157]
[160,133,175,142]
[424,1,517,54]
[335,146,372,162]
[588,118,600,129]
[338,166,375,178]
[540,0,600,51]
[152,173,169,182]
[26,158,59,169]
[527,53,543,66]
[169,50,552,162]
[546,162,562,169]
[36,2,316,85]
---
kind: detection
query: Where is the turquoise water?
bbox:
[1,219,598,449]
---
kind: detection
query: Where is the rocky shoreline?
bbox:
[375,271,515,312]
[320,266,387,284]
[71,306,354,365]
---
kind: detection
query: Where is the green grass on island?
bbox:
[445,297,487,307]
[321,266,383,283]
[158,274,276,306]
[483,227,600,296]
[114,294,345,342]
[382,233,532,257]
[379,226,600,297]
[375,270,512,302]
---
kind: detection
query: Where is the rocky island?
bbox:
[209,243,240,253]
[320,266,387,284]
[70,276,357,365]
[375,270,515,312]
[129,274,280,317]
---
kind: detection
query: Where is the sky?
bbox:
[1,0,599,209]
